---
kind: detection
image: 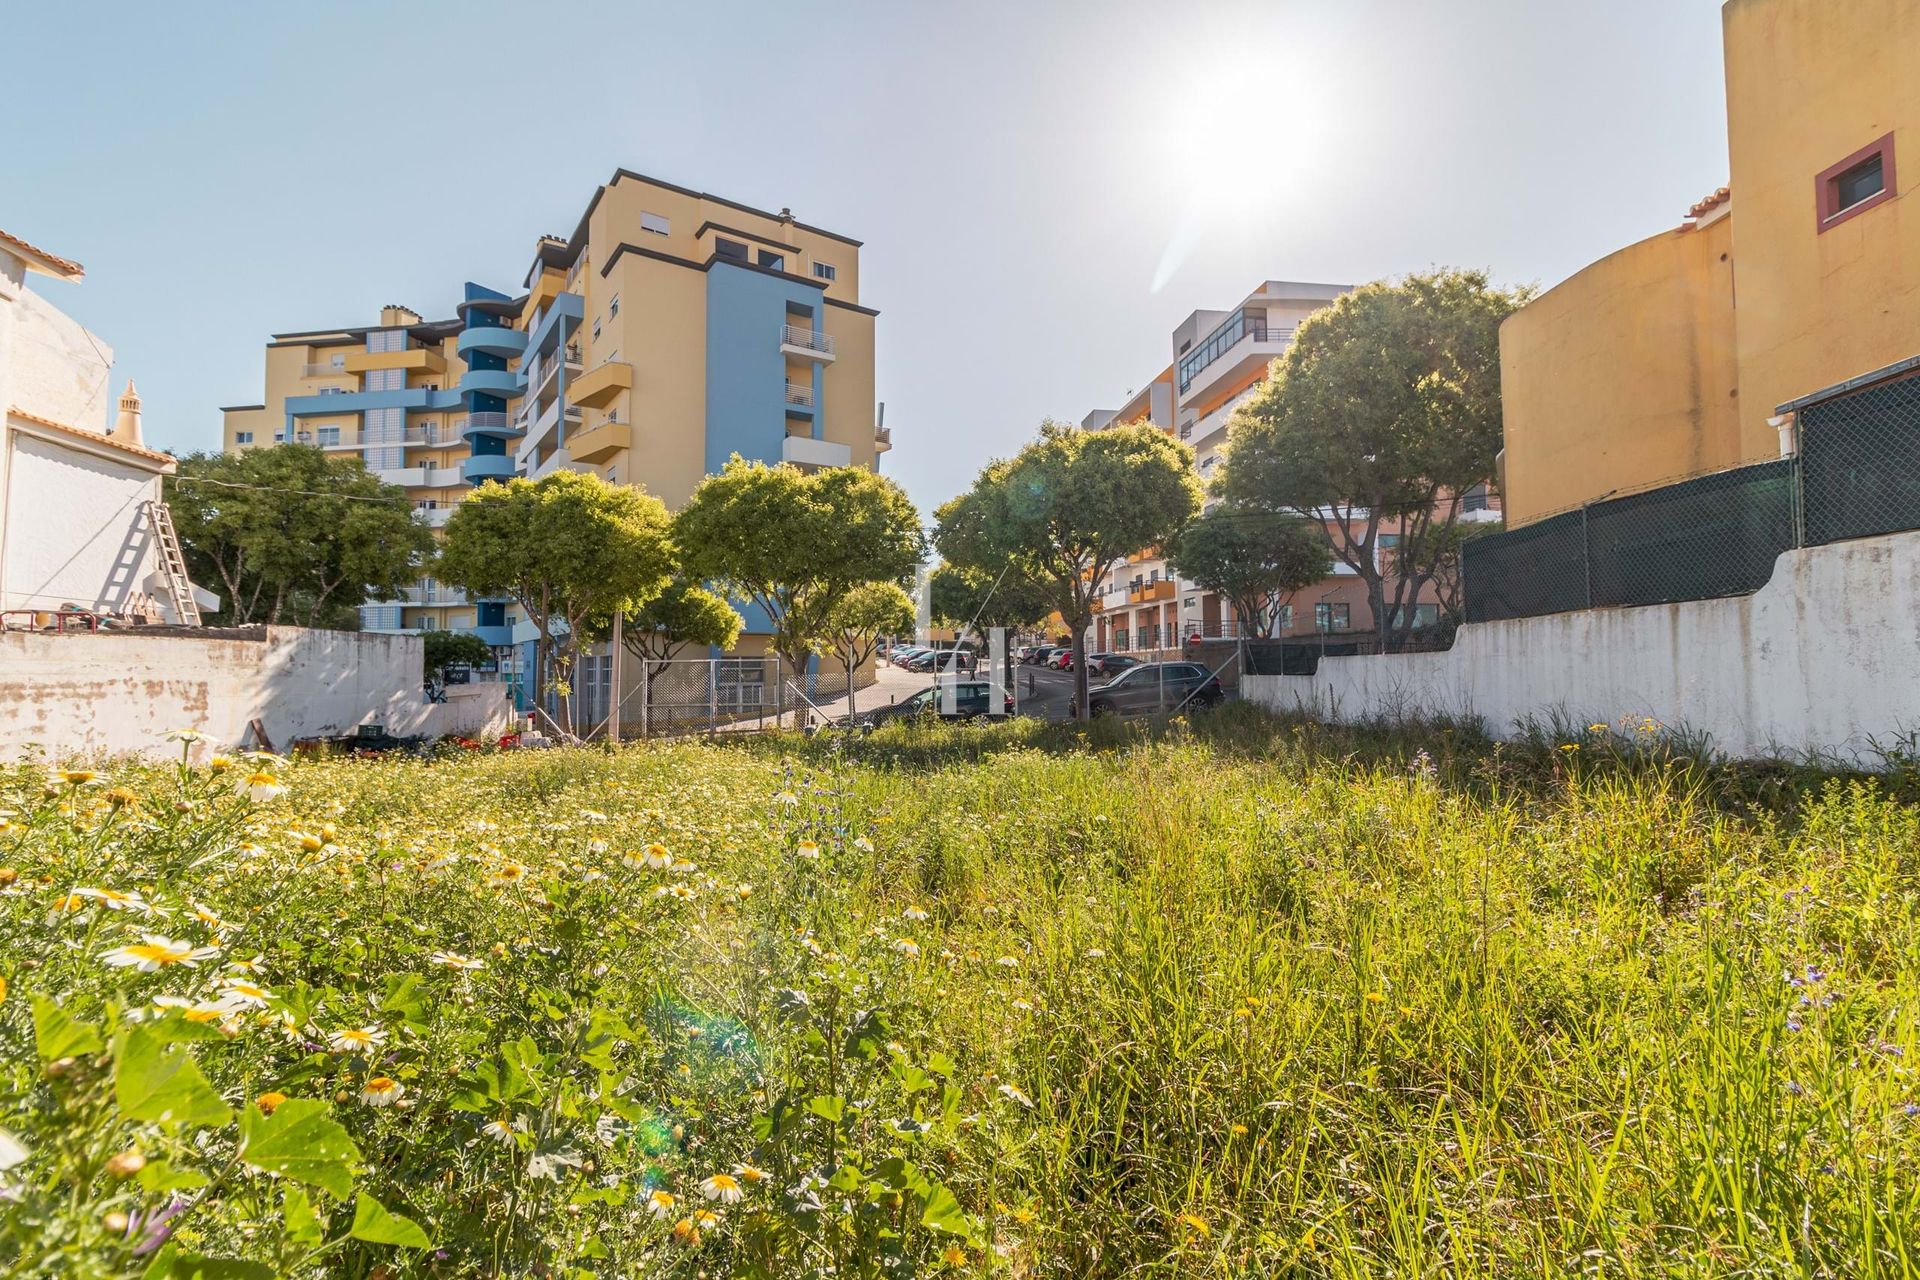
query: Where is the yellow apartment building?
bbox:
[224,169,886,710]
[1499,0,1918,525]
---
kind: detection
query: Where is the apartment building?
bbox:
[1498,0,1919,526]
[1084,280,1502,651]
[223,168,885,679]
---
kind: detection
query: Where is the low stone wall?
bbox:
[1,625,514,762]
[1241,530,1920,764]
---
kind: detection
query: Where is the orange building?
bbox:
[1499,0,1919,526]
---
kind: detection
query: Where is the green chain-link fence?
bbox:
[1465,365,1919,624]
[1800,370,1920,547]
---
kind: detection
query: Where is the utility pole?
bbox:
[609,611,623,744]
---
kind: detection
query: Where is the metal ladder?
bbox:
[145,500,202,626]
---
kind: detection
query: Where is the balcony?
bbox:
[781,435,851,469]
[1128,581,1176,605]
[472,624,516,647]
[874,425,892,454]
[783,382,815,411]
[456,325,528,360]
[461,410,521,441]
[400,585,469,606]
[413,506,454,528]
[779,324,836,363]
[461,454,518,483]
[301,363,355,379]
[1176,310,1298,404]
[567,419,630,464]
[374,466,465,488]
[343,347,447,376]
[568,359,633,409]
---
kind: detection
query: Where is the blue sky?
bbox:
[8,0,1730,516]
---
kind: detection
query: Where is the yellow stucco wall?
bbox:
[1498,0,1917,526]
[1723,0,1919,421]
[1500,215,1741,523]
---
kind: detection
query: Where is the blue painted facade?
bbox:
[703,263,828,475]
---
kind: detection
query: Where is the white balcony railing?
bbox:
[784,382,815,409]
[780,324,836,357]
[465,411,513,434]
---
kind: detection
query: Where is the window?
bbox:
[1462,483,1491,512]
[315,426,341,446]
[813,262,836,282]
[1278,604,1294,631]
[1817,133,1896,230]
[608,294,619,318]
[234,431,253,445]
[715,237,748,261]
[1314,602,1352,632]
[421,459,435,472]
[592,319,601,341]
[1391,602,1441,630]
[639,211,669,236]
[757,249,785,271]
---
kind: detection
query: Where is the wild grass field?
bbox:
[3,707,1918,1278]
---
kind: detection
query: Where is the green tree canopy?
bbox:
[437,470,674,735]
[927,562,1055,690]
[935,422,1200,716]
[676,457,924,683]
[421,630,493,683]
[1216,269,1528,649]
[1167,504,1332,637]
[825,581,915,721]
[166,447,433,627]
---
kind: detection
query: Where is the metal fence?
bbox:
[1465,363,1920,624]
[540,656,877,738]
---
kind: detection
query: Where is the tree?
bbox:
[1216,269,1529,650]
[677,458,924,704]
[422,630,493,685]
[1408,517,1503,626]
[166,447,433,627]
[927,562,1054,693]
[616,579,743,736]
[825,582,915,722]
[1167,504,1332,638]
[437,470,674,737]
[935,422,1201,719]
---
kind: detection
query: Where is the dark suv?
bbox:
[1082,663,1223,717]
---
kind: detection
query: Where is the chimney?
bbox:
[112,379,143,446]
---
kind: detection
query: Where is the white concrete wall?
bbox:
[8,286,113,432]
[1241,531,1920,764]
[0,625,515,762]
[1,428,166,615]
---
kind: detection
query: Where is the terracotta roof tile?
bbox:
[1687,186,1731,220]
[0,228,84,279]
[7,407,175,468]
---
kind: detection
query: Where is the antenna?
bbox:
[877,401,886,428]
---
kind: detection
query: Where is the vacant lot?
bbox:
[4,709,1917,1278]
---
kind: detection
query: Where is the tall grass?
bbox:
[4,707,1917,1276]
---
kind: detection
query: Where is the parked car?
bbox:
[916,649,976,673]
[1024,645,1057,666]
[845,679,1013,729]
[1082,662,1224,717]
[1046,648,1074,671]
[1014,644,1037,663]
[1088,653,1141,678]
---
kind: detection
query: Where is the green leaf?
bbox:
[238,1098,359,1198]
[348,1192,432,1248]
[925,1051,957,1079]
[139,1243,178,1280]
[919,1181,971,1237]
[32,995,103,1061]
[165,1256,275,1280]
[807,1094,847,1124]
[115,1027,231,1128]
[283,1185,323,1247]
[137,1159,210,1192]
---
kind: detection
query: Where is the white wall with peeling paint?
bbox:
[1,626,513,761]
[1242,531,1920,764]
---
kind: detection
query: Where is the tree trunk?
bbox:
[844,652,858,721]
[1071,614,1091,721]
